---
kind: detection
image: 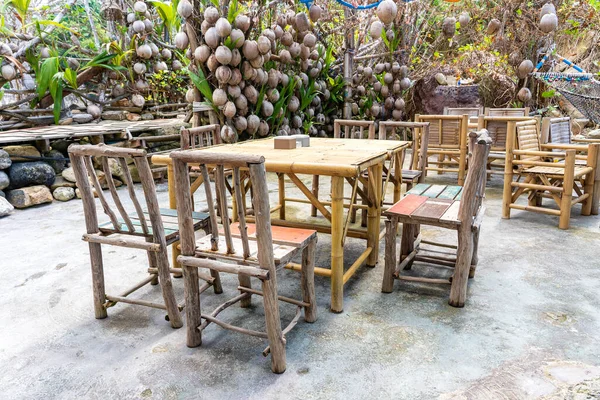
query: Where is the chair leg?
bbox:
[261,278,286,373]
[155,250,183,328]
[89,242,108,319]
[360,182,367,228]
[210,269,223,294]
[311,175,319,218]
[449,226,473,308]
[469,226,480,279]
[183,264,202,347]
[238,275,252,308]
[382,218,397,293]
[301,237,317,323]
[146,238,159,285]
[400,223,417,270]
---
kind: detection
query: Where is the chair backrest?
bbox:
[378,121,430,172]
[485,107,529,117]
[443,107,483,117]
[180,124,221,149]
[477,115,540,151]
[459,130,492,222]
[414,114,468,149]
[513,119,542,161]
[541,117,571,145]
[171,150,275,270]
[333,119,376,139]
[68,144,167,243]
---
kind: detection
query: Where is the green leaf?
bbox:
[24,19,77,34]
[49,73,63,124]
[541,89,556,98]
[36,57,59,98]
[187,68,213,102]
[63,68,78,89]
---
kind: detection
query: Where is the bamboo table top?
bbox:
[152,137,410,177]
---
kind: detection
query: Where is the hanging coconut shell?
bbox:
[309,5,322,22]
[303,33,317,48]
[230,49,242,67]
[161,49,172,59]
[185,88,195,103]
[376,0,397,25]
[247,114,260,134]
[205,27,220,49]
[136,44,152,59]
[540,3,556,18]
[400,77,411,90]
[143,19,154,32]
[442,17,456,37]
[381,85,390,98]
[229,68,242,85]
[177,0,193,18]
[257,36,271,54]
[149,42,159,57]
[487,19,501,35]
[289,42,301,58]
[517,87,532,102]
[288,96,300,112]
[213,88,228,106]
[517,59,534,79]
[392,80,401,94]
[206,54,219,72]
[215,18,232,38]
[363,66,373,77]
[295,12,310,32]
[242,40,259,60]
[281,32,294,47]
[153,61,168,72]
[384,72,394,85]
[386,29,395,42]
[249,55,264,68]
[262,100,274,117]
[175,31,189,50]
[223,101,236,118]
[131,94,145,107]
[194,45,211,63]
[258,120,269,137]
[133,1,147,13]
[234,94,248,110]
[300,44,310,61]
[233,116,247,132]
[392,109,403,120]
[230,29,245,48]
[374,63,385,74]
[133,20,145,33]
[274,25,284,39]
[201,20,211,34]
[172,60,183,71]
[1,64,16,80]
[204,7,219,24]
[134,79,149,91]
[371,103,381,117]
[267,88,280,102]
[235,14,251,32]
[244,85,258,104]
[215,46,233,65]
[216,65,232,84]
[540,13,558,33]
[127,13,136,24]
[399,65,409,78]
[394,98,405,110]
[221,124,238,143]
[384,97,395,110]
[87,105,101,119]
[459,12,470,26]
[112,85,126,97]
[227,85,241,98]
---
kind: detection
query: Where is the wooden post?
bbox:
[558,150,576,229]
[343,8,355,120]
[592,146,600,215]
[582,143,598,216]
[311,175,319,217]
[366,163,383,267]
[457,115,469,185]
[382,217,397,293]
[278,173,286,220]
[249,162,286,374]
[399,223,417,270]
[301,237,317,323]
[393,150,403,204]
[330,176,345,313]
[69,154,107,319]
[172,157,202,345]
[502,121,516,219]
[167,163,181,275]
[418,124,430,182]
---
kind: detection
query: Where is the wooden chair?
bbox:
[180,124,221,149]
[443,106,483,129]
[378,121,430,193]
[541,117,571,145]
[171,150,318,374]
[68,144,215,328]
[502,119,599,229]
[414,114,469,185]
[485,107,529,116]
[476,115,541,177]
[382,129,491,307]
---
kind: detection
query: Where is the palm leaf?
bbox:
[188,68,213,102]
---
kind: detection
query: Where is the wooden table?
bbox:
[152,137,409,312]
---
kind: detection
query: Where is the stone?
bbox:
[50,176,76,190]
[435,73,447,85]
[0,171,9,190]
[588,129,600,139]
[0,190,4,198]
[58,118,73,125]
[44,150,68,174]
[53,187,75,201]
[3,145,41,162]
[75,188,99,199]
[571,118,591,135]
[8,162,56,189]
[7,185,53,208]
[128,164,141,183]
[72,113,94,124]
[101,111,129,121]
[127,113,142,121]
[62,167,77,183]
[141,113,154,120]
[0,149,11,169]
[50,140,72,155]
[0,196,14,217]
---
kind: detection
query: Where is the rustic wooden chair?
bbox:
[502,119,599,229]
[378,121,430,193]
[540,117,571,146]
[443,106,483,129]
[180,124,221,149]
[484,107,529,117]
[382,129,492,307]
[414,114,469,185]
[171,150,318,374]
[68,144,216,328]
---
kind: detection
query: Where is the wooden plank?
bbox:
[406,183,431,196]
[437,185,462,200]
[411,198,453,219]
[422,184,447,198]
[385,194,428,216]
[439,200,461,225]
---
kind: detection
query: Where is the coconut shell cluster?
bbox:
[350,62,410,122]
[539,3,558,33]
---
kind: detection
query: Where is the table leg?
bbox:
[278,173,286,220]
[330,175,344,313]
[393,151,403,204]
[168,164,181,275]
[366,163,383,267]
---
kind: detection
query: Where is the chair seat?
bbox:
[99,208,209,243]
[406,183,462,200]
[384,194,462,228]
[524,165,590,178]
[227,222,317,248]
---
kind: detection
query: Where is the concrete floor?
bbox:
[1,172,600,400]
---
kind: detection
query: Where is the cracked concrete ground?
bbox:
[1,172,599,399]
